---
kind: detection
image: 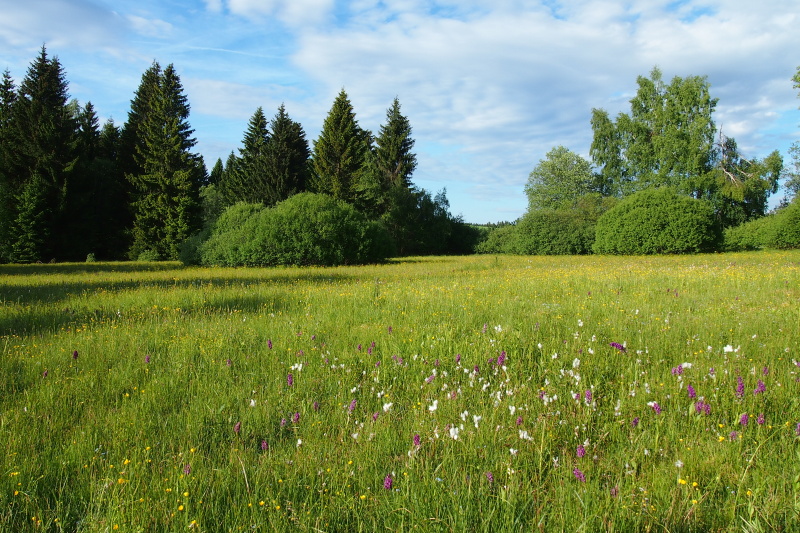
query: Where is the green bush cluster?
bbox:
[190,193,392,267]
[723,201,800,251]
[593,187,719,254]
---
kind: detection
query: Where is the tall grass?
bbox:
[1,252,799,531]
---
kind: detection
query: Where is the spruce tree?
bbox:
[311,89,369,204]
[219,107,270,205]
[262,103,310,205]
[128,63,202,260]
[0,69,18,262]
[9,46,77,262]
[375,98,417,190]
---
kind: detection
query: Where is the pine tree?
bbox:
[311,89,369,204]
[128,63,202,260]
[262,103,310,206]
[375,98,417,190]
[209,158,224,185]
[120,62,162,180]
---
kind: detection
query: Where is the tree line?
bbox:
[479,66,800,255]
[0,46,476,264]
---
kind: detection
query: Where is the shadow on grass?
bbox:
[0,263,355,337]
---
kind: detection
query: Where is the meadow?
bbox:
[1,252,799,532]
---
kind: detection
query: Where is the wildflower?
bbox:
[387,326,393,334]
[72,350,79,360]
[740,413,749,426]
[226,358,232,367]
[735,376,745,398]
[313,401,320,411]
[474,365,480,374]
[573,468,586,482]
[754,380,766,395]
[497,351,506,366]
[455,353,461,364]
[383,402,393,412]
[757,413,765,425]
[576,445,586,458]
[183,464,191,475]
[796,423,800,436]
[729,431,738,441]
[671,365,683,376]
[42,370,48,378]
[428,400,438,412]
[293,412,300,424]
[584,390,592,403]
[384,475,393,490]
[648,402,662,415]
[372,412,379,421]
[609,342,626,353]
[631,417,640,428]
[449,426,460,440]
[413,434,421,447]
[280,418,287,427]
[348,399,357,413]
[287,373,294,387]
[482,323,487,333]
[708,367,715,376]
[610,486,619,498]
[687,384,696,399]
[261,440,268,451]
[763,366,769,375]
[485,471,494,483]
[516,416,523,426]
[234,421,241,434]
[145,355,150,364]
[675,459,684,468]
[267,339,272,349]
[357,344,362,351]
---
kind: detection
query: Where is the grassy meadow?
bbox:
[1,252,800,532]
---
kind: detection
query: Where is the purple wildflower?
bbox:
[474,365,480,374]
[687,384,696,399]
[482,323,487,334]
[671,365,683,376]
[287,373,294,387]
[757,413,765,425]
[735,376,745,398]
[348,399,357,413]
[233,421,241,434]
[42,369,48,378]
[497,351,506,366]
[367,346,373,356]
[631,417,639,428]
[695,400,711,415]
[267,339,272,349]
[226,358,232,367]
[754,380,766,395]
[610,486,619,498]
[651,402,662,415]
[383,475,393,490]
[762,366,769,375]
[729,431,738,441]
[72,350,79,360]
[357,344,362,352]
[313,401,320,411]
[426,374,435,384]
[455,353,461,364]
[375,360,381,367]
[261,440,269,451]
[609,342,626,353]
[584,390,592,403]
[183,464,191,475]
[413,434,421,447]
[145,355,150,364]
[796,423,800,436]
[293,412,300,424]
[280,418,287,427]
[740,413,749,426]
[434,358,440,367]
[372,412,379,421]
[485,471,494,483]
[516,416,523,426]
[573,468,586,482]
[387,326,392,334]
[576,445,586,458]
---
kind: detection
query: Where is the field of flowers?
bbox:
[1,252,799,532]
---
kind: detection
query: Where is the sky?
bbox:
[1,0,798,223]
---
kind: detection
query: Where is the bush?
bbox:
[593,187,719,254]
[136,250,160,262]
[197,193,392,267]
[724,201,800,251]
[514,210,595,255]
[475,224,518,254]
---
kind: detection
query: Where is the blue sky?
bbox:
[1,0,798,223]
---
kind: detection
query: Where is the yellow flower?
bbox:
[678,479,687,485]
[360,494,366,500]
[692,481,698,487]
[178,505,184,511]
[259,501,265,506]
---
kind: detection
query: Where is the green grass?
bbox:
[1,252,800,531]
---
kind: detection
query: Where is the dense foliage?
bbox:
[197,193,392,267]
[593,187,719,254]
[723,201,800,251]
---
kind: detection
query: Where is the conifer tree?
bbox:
[8,46,77,262]
[219,107,270,205]
[128,63,202,260]
[311,89,369,204]
[262,104,310,205]
[0,69,18,262]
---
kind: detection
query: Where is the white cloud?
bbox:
[224,0,335,27]
[127,15,174,38]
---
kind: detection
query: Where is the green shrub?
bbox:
[722,201,800,251]
[475,224,518,254]
[136,250,160,262]
[198,193,392,267]
[514,210,594,254]
[593,187,719,254]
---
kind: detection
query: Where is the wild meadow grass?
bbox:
[1,252,799,532]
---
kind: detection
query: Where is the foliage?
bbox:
[525,146,602,211]
[474,223,518,254]
[311,90,370,204]
[127,63,203,261]
[2,252,800,531]
[593,187,719,254]
[199,193,392,267]
[590,67,718,197]
[724,201,800,251]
